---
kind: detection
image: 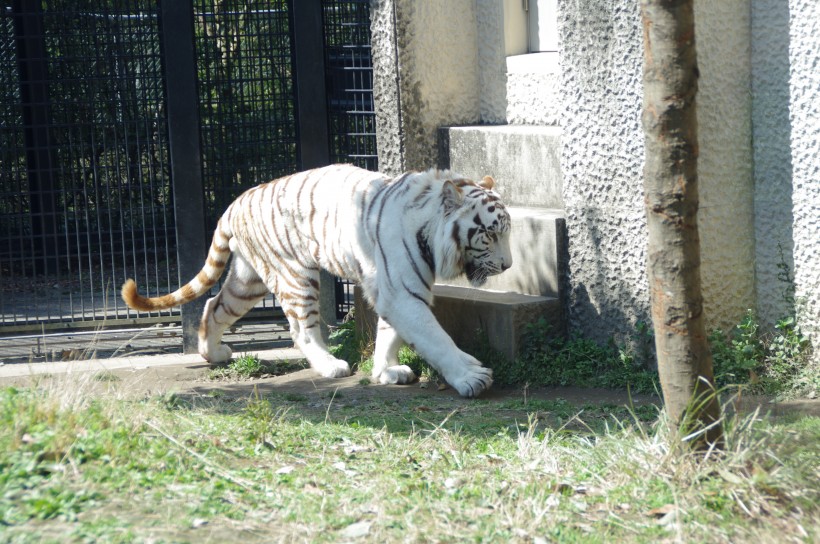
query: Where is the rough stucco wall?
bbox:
[392,0,481,170]
[788,0,820,359]
[506,68,561,126]
[559,0,648,344]
[476,0,507,124]
[751,0,795,326]
[694,0,756,332]
[560,0,763,343]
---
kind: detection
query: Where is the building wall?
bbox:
[694,0,756,332]
[559,0,760,343]
[787,0,820,358]
[558,0,649,344]
[751,0,796,326]
[752,0,820,358]
[370,0,481,174]
[370,0,819,358]
[476,0,507,124]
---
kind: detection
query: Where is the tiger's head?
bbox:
[437,174,513,287]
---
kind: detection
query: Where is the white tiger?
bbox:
[122,164,512,397]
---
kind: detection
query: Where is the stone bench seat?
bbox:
[431,284,560,361]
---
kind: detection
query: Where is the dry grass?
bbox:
[0,372,817,543]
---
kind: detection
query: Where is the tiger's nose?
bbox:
[501,260,512,271]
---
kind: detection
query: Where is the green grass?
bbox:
[206,353,307,381]
[0,378,817,543]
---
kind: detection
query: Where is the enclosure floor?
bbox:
[0,320,293,366]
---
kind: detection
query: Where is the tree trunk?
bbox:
[639,0,723,448]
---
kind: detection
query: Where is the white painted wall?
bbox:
[752,0,820,360]
[694,0,756,332]
[752,0,795,327]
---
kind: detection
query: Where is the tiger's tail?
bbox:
[121,218,232,312]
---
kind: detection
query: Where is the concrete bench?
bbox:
[354,285,561,362]
[430,285,560,361]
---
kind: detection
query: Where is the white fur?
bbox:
[191,165,511,397]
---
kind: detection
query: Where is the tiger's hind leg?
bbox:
[275,268,351,379]
[198,253,268,363]
[372,318,416,385]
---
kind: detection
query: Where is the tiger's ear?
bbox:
[442,180,464,213]
[479,175,495,190]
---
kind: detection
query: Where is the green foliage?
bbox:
[206,353,306,381]
[767,316,811,386]
[206,353,262,380]
[229,353,264,377]
[710,310,765,387]
[708,247,814,397]
[711,310,815,397]
[489,319,659,393]
[328,320,366,367]
[243,387,279,448]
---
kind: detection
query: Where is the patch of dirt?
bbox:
[3,352,817,420]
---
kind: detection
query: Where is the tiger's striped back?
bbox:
[223,164,388,290]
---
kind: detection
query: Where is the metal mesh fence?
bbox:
[323,0,377,172]
[194,0,298,221]
[1,1,176,330]
[0,0,377,333]
[193,0,298,314]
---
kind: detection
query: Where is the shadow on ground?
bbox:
[3,352,817,438]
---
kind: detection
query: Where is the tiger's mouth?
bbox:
[465,262,489,287]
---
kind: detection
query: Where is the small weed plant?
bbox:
[328,319,364,367]
[230,353,264,377]
[710,249,816,398]
[206,353,306,380]
[710,310,815,398]
[207,353,263,380]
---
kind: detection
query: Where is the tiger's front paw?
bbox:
[201,344,232,364]
[375,365,417,385]
[314,355,352,379]
[447,355,493,398]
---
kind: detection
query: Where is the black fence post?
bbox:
[159,0,208,354]
[13,0,60,275]
[290,0,336,339]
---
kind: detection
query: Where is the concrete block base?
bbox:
[438,124,562,209]
[431,285,560,362]
[353,285,560,363]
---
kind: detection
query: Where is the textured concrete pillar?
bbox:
[370,0,481,173]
